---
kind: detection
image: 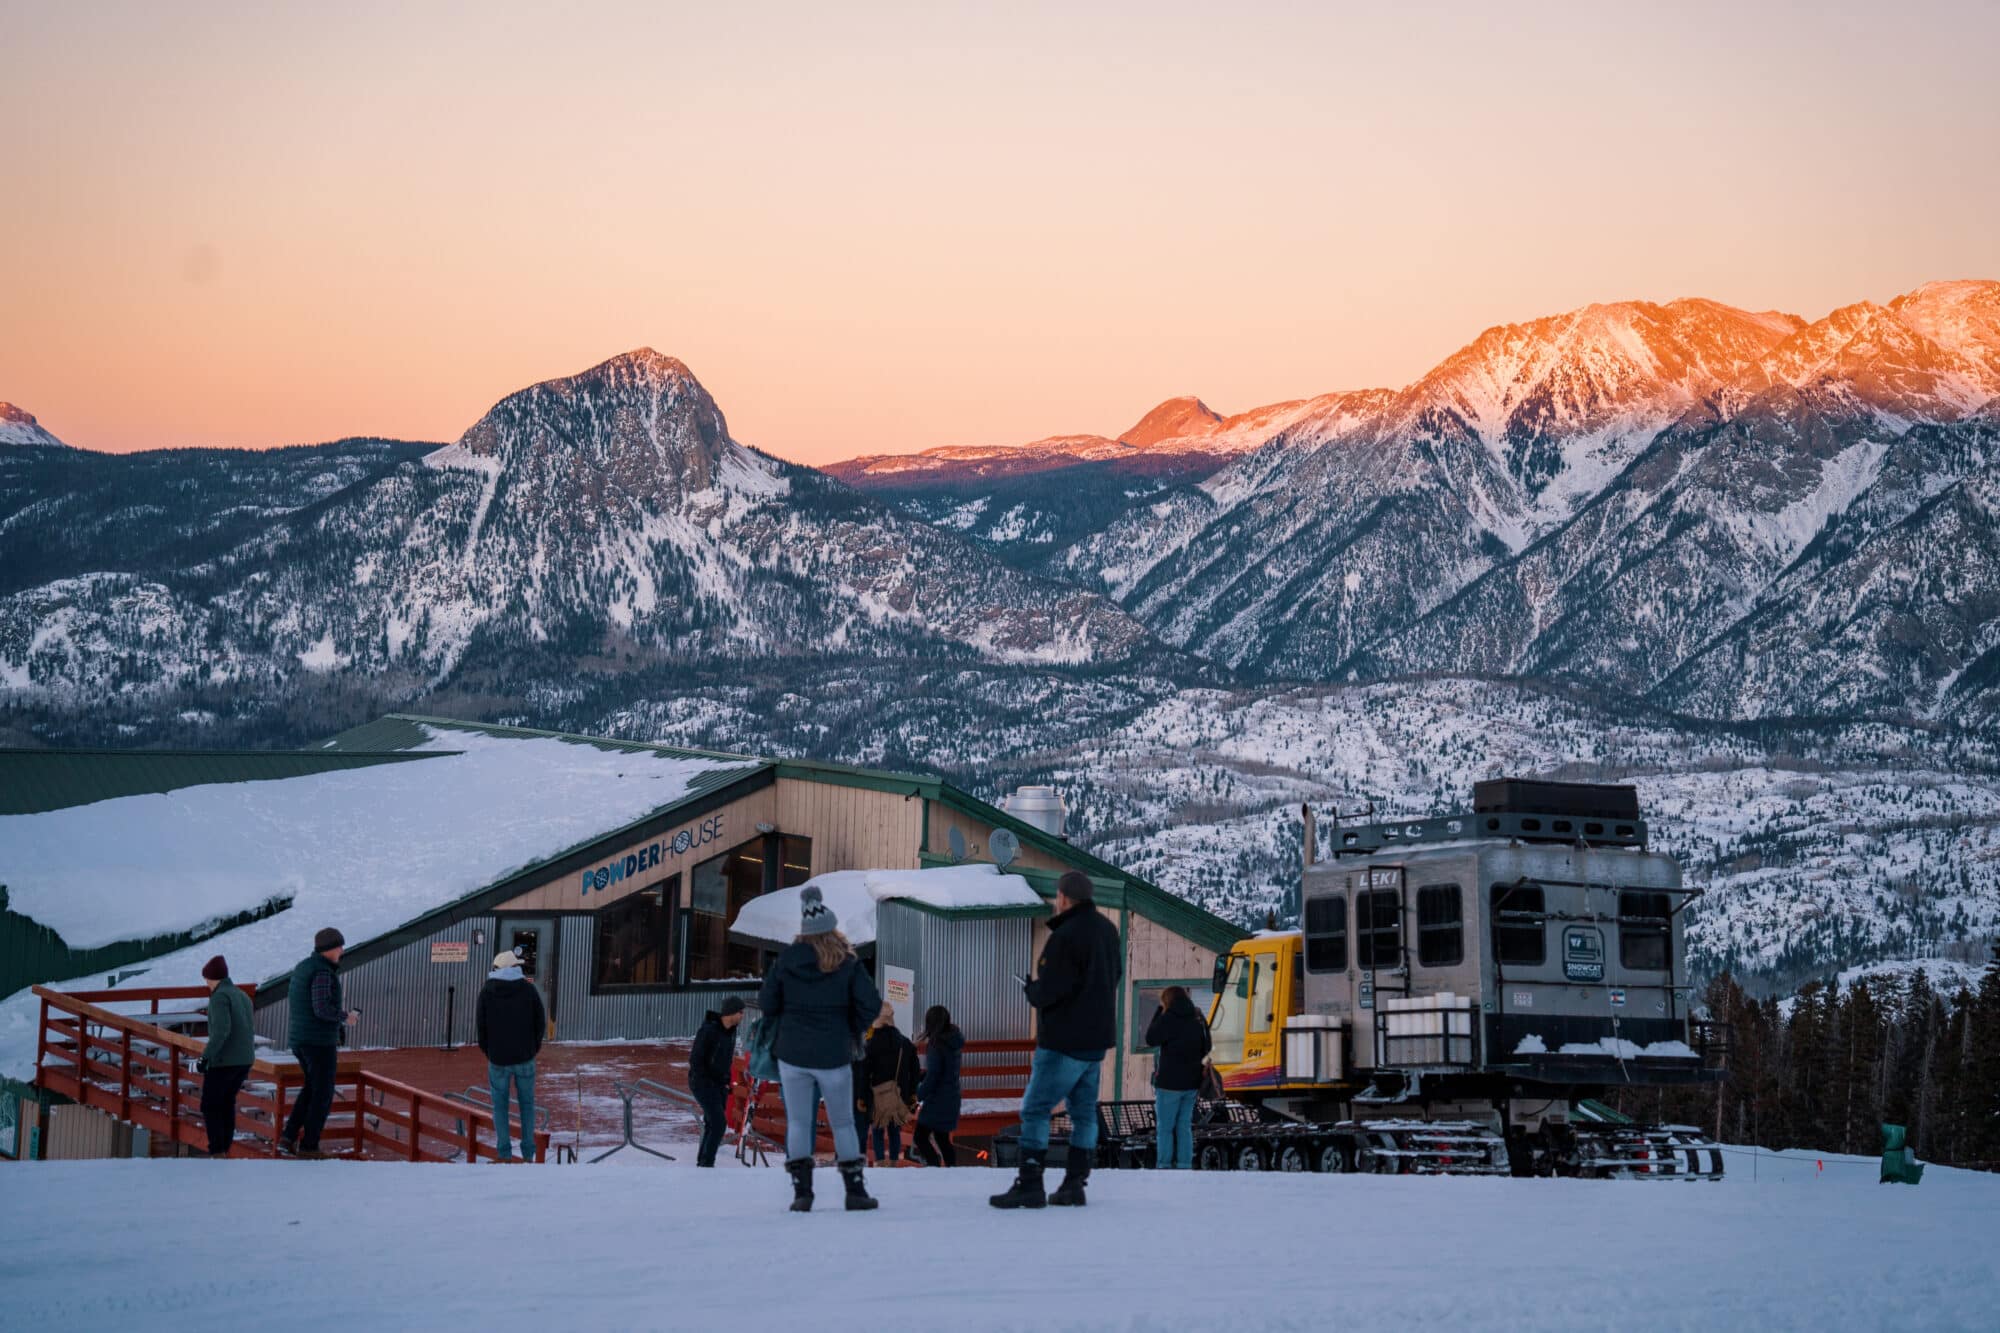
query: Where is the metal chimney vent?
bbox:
[1001,785,1067,839]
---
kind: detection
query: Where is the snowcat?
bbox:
[1202,779,1728,1177]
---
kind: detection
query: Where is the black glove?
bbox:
[196,1058,208,1073]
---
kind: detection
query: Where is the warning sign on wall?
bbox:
[430,941,470,964]
[882,965,915,1035]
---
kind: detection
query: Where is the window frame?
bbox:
[1355,888,1403,970]
[1130,977,1212,1054]
[1489,882,1547,967]
[591,875,681,993]
[1303,894,1348,973]
[1618,890,1673,973]
[1415,883,1463,968]
[680,833,814,987]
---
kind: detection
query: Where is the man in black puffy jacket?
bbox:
[476,950,546,1162]
[992,870,1122,1210]
[688,996,745,1167]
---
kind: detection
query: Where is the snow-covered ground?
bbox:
[1,1151,1992,1331]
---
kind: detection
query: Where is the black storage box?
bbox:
[1472,778,1640,821]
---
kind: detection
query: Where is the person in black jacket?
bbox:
[757,886,884,1213]
[992,870,1123,1211]
[688,997,745,1167]
[914,1005,964,1167]
[1145,986,1211,1169]
[476,949,546,1163]
[855,1004,918,1165]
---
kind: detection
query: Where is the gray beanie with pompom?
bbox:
[799,884,838,936]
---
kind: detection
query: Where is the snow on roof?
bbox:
[730,864,1044,948]
[0,725,757,1079]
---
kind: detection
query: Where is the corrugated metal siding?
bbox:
[256,916,495,1049]
[878,902,1034,1045]
[553,916,751,1041]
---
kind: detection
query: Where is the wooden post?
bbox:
[351,1076,366,1157]
[169,1051,184,1151]
[118,1029,133,1124]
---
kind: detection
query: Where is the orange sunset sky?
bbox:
[4,2,1997,465]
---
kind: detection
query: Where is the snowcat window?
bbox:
[1304,895,1347,972]
[1250,959,1276,1033]
[1416,884,1463,967]
[1618,891,1672,972]
[1208,957,1249,1065]
[1356,889,1402,969]
[1490,884,1546,966]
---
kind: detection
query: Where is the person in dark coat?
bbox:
[856,1004,918,1165]
[992,870,1123,1210]
[1145,985,1211,1169]
[198,955,254,1156]
[279,927,360,1158]
[914,1004,964,1167]
[688,996,746,1167]
[757,885,883,1212]
[476,948,547,1162]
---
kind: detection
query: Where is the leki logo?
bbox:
[580,815,724,895]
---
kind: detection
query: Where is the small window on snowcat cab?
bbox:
[1416,884,1462,967]
[1304,895,1347,972]
[1490,884,1546,966]
[1618,891,1672,971]
[1356,889,1401,968]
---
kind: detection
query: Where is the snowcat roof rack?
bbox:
[1327,809,1648,858]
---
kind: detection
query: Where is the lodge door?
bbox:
[499,916,559,1035]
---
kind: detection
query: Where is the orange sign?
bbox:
[430,941,470,964]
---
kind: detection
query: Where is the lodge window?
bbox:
[1355,889,1402,969]
[1304,895,1347,973]
[684,834,812,983]
[595,876,678,990]
[1619,891,1672,972]
[1490,883,1546,966]
[1416,884,1463,967]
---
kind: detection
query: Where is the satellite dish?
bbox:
[990,828,1020,869]
[947,826,967,862]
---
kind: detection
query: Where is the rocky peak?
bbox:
[429,350,771,523]
[0,403,67,448]
[1740,299,1994,420]
[1120,396,1223,448]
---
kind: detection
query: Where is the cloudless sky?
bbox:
[4,1,1997,462]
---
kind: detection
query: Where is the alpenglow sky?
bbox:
[4,1,1997,463]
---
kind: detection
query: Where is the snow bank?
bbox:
[3,1157,1995,1332]
[1555,1038,1699,1059]
[731,864,1043,947]
[0,727,756,1078]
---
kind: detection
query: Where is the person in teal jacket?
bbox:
[199,955,255,1155]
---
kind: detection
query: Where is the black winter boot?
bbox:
[838,1159,879,1211]
[988,1148,1048,1209]
[1049,1145,1092,1206]
[786,1158,815,1213]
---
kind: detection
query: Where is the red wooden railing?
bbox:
[746,1037,1037,1152]
[31,986,549,1163]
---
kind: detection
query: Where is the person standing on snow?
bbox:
[279,927,360,1158]
[992,870,1122,1209]
[858,1003,918,1166]
[197,954,254,1156]
[913,1004,964,1167]
[477,948,546,1162]
[758,886,883,1213]
[689,996,746,1167]
[1144,985,1211,1169]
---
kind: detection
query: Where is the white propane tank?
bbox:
[1002,785,1068,839]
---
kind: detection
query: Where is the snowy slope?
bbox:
[2,1158,1994,1333]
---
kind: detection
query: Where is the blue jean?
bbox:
[779,1061,861,1163]
[870,1123,903,1163]
[1155,1088,1197,1169]
[1017,1048,1104,1153]
[489,1060,536,1161]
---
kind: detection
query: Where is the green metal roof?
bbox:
[0,747,442,816]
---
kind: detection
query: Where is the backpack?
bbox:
[745,1013,781,1084]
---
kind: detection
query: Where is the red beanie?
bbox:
[201,955,228,981]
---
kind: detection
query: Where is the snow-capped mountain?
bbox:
[0,403,66,448]
[0,352,1154,699]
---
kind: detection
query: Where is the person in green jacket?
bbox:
[199,955,255,1156]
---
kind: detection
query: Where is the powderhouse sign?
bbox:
[579,813,727,896]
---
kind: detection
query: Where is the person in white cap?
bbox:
[477,949,546,1162]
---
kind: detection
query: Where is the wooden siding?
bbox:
[495,788,778,913]
[1120,912,1221,1100]
[776,778,923,876]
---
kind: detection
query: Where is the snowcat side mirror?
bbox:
[1212,955,1230,995]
